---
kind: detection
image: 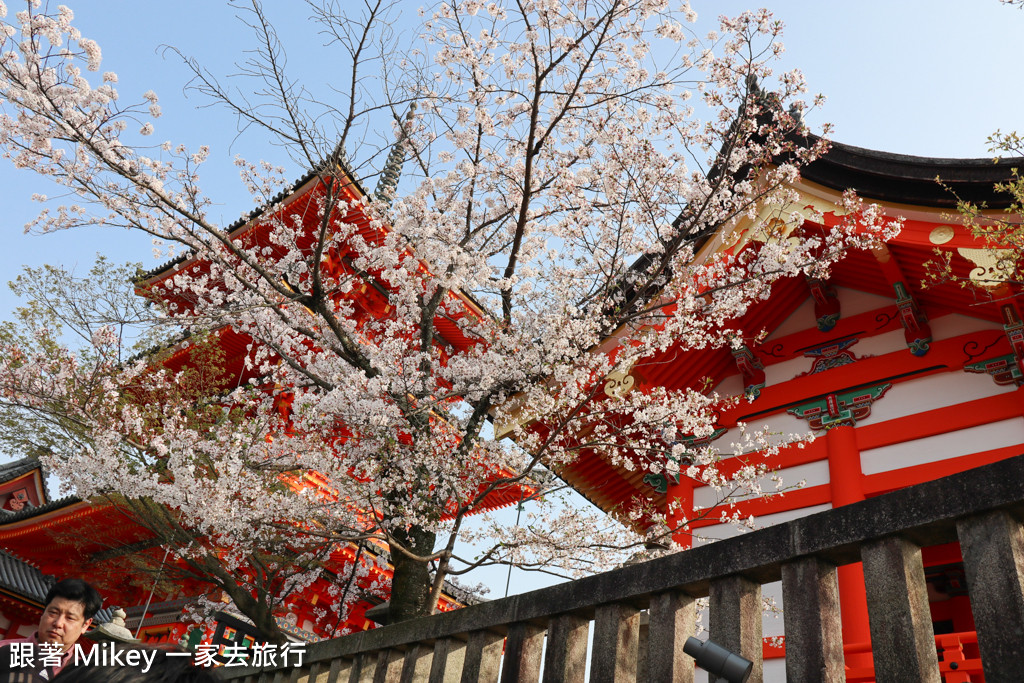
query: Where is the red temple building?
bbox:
[0,458,77,638]
[0,457,482,644]
[0,146,521,647]
[0,131,1019,678]
[539,141,1022,681]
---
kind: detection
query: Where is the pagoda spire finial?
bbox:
[374,103,417,206]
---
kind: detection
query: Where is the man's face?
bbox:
[37,597,92,652]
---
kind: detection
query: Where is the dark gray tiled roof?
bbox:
[92,606,115,625]
[800,136,1024,208]
[0,496,82,524]
[138,153,376,283]
[0,548,53,604]
[140,169,320,281]
[0,458,42,484]
[0,461,114,614]
[140,139,382,282]
[0,551,115,621]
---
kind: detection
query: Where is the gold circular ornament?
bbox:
[929,225,956,245]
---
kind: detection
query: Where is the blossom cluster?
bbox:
[0,0,900,627]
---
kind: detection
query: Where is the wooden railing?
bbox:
[217,454,1024,682]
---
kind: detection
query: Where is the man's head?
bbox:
[38,579,102,651]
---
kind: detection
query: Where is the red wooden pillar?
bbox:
[3,620,24,638]
[826,425,872,666]
[666,478,695,549]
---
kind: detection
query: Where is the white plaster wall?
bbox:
[693,460,830,511]
[767,295,816,340]
[835,287,896,319]
[768,287,893,340]
[762,580,785,640]
[860,416,1024,475]
[840,305,998,362]
[852,326,912,359]
[764,657,787,682]
[760,297,1003,390]
[764,326,900,386]
[705,413,815,457]
[930,311,1001,340]
[766,286,994,344]
[692,504,831,546]
[763,355,810,386]
[862,369,1016,425]
[688,504,833,683]
[691,581,787,681]
[741,412,814,450]
[680,298,1007,683]
[754,330,1010,411]
[710,373,744,400]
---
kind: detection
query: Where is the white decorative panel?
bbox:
[767,295,815,340]
[764,356,811,386]
[710,373,745,398]
[763,657,787,682]
[769,287,893,341]
[866,369,1015,424]
[713,414,817,456]
[692,504,831,545]
[860,417,1024,475]
[835,287,895,319]
[762,580,785,638]
[694,460,830,511]
[853,328,910,358]
[930,311,1000,341]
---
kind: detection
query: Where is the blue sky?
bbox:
[1,1,1021,320]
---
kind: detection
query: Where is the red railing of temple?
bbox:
[842,631,984,682]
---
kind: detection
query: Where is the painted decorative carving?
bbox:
[807,276,841,332]
[963,354,1023,387]
[643,428,727,494]
[788,384,892,430]
[893,281,932,356]
[957,247,1015,288]
[730,342,766,399]
[604,365,635,398]
[3,488,29,511]
[1001,304,1024,378]
[928,225,956,245]
[797,337,862,377]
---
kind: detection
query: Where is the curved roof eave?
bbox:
[799,137,1023,209]
[139,161,369,283]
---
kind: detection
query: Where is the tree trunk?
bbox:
[201,557,291,645]
[388,524,438,623]
[250,609,289,645]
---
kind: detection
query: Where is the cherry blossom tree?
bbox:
[0,0,898,628]
[0,260,391,643]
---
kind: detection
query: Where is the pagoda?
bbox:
[128,141,524,641]
[0,137,523,646]
[0,453,488,644]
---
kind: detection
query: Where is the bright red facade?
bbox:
[550,142,1022,680]
[0,162,522,646]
